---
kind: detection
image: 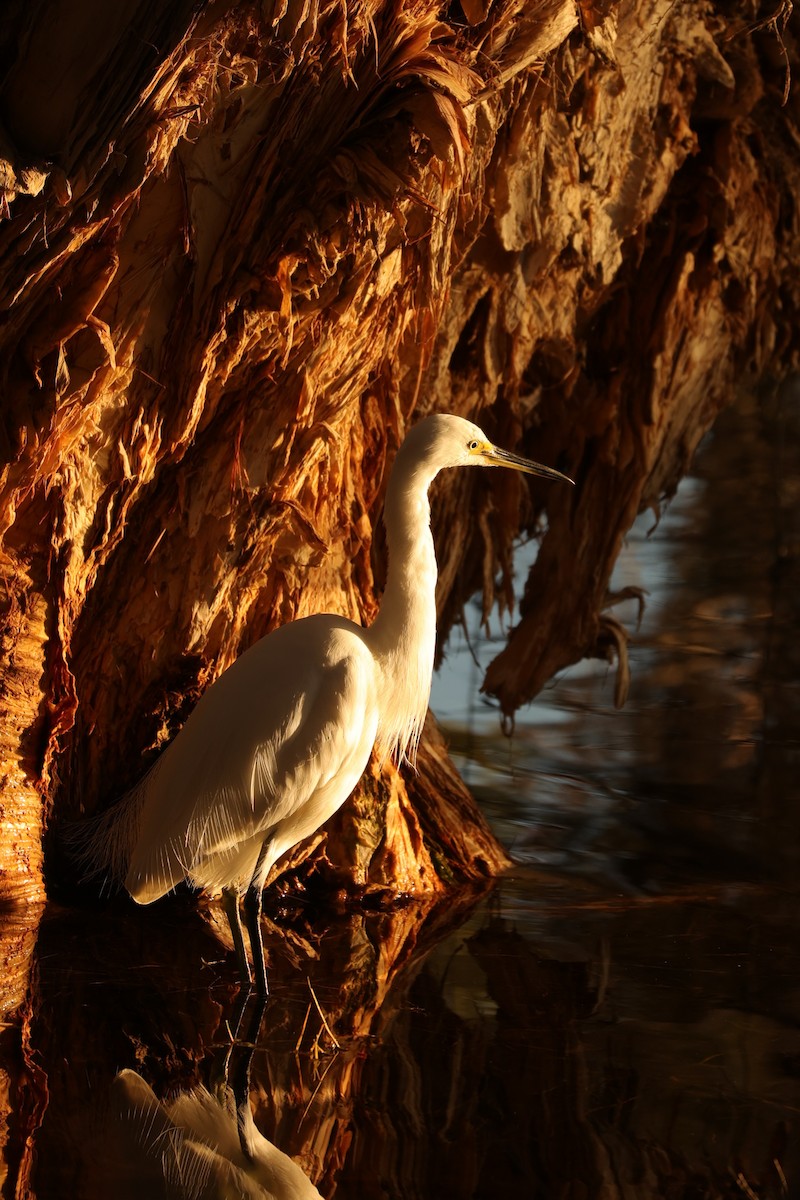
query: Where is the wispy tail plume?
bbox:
[63,784,146,894]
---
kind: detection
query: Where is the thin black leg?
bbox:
[222,885,251,988]
[243,880,268,998]
[243,839,272,998]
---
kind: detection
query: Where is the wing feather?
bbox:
[125,615,377,901]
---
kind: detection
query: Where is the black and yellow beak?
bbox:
[478,441,574,486]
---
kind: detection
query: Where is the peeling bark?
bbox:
[0,0,798,1019]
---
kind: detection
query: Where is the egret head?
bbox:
[399,413,574,486]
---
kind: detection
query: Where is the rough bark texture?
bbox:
[0,0,799,1016]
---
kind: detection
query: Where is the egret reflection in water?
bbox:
[111,1069,322,1200]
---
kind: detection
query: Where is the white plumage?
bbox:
[125,617,379,903]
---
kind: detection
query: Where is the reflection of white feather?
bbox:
[113,1069,322,1200]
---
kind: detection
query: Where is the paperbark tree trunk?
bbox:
[0,0,798,1020]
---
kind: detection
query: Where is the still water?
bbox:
[23,386,800,1198]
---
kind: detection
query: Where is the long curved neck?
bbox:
[367,455,439,762]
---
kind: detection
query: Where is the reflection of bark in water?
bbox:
[248,890,500,1193]
[13,874,800,1198]
[326,893,799,1200]
[0,898,47,1197]
[466,921,599,1198]
[569,895,800,1200]
[333,919,603,1198]
[21,885,489,1197]
[25,900,228,1198]
[584,1005,798,1200]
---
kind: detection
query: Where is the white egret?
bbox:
[81,413,572,994]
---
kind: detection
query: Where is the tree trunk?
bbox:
[1,0,798,1019]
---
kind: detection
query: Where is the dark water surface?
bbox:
[24,384,800,1198]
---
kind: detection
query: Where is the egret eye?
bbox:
[468,440,480,451]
